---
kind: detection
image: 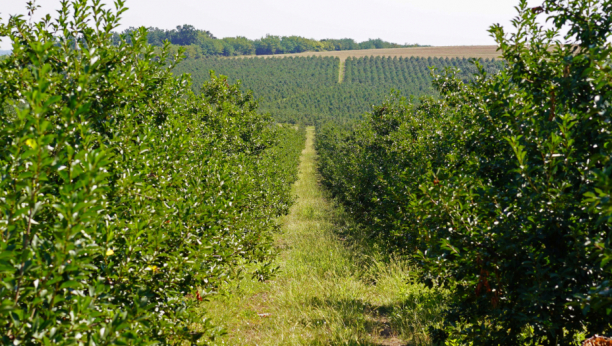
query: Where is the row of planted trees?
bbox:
[345,56,504,86]
[317,0,612,344]
[0,1,305,344]
[174,55,503,126]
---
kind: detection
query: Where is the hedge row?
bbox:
[317,0,612,344]
[0,1,305,344]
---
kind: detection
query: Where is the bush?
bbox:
[317,0,612,344]
[0,1,305,344]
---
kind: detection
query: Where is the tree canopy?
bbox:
[112,25,426,57]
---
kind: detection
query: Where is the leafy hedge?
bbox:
[317,0,612,344]
[0,1,305,344]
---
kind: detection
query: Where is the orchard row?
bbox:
[317,1,612,344]
[0,1,305,344]
[174,55,503,125]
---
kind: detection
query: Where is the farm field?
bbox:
[2,0,612,345]
[175,55,503,124]
[232,45,502,61]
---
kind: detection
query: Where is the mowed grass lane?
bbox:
[199,127,447,346]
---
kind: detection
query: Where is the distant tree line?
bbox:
[112,25,425,58]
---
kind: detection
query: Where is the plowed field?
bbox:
[234,45,501,62]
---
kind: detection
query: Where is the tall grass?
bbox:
[199,127,447,345]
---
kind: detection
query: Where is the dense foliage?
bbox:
[175,55,503,125]
[316,0,612,344]
[345,56,503,93]
[114,26,423,58]
[0,1,305,345]
[113,24,214,46]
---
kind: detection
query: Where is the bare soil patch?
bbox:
[233,45,502,62]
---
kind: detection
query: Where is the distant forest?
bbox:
[112,25,425,58]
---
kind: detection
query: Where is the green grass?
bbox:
[199,127,447,345]
[338,59,345,84]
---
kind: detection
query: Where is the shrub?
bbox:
[317,0,612,344]
[0,1,305,344]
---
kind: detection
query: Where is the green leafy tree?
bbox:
[0,1,305,344]
[171,24,199,45]
[316,0,612,344]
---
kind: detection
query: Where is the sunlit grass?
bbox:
[199,127,447,345]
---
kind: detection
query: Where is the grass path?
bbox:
[201,127,444,345]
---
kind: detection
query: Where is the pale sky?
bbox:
[1,0,548,50]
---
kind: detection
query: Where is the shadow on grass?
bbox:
[297,193,443,346]
[301,296,413,346]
